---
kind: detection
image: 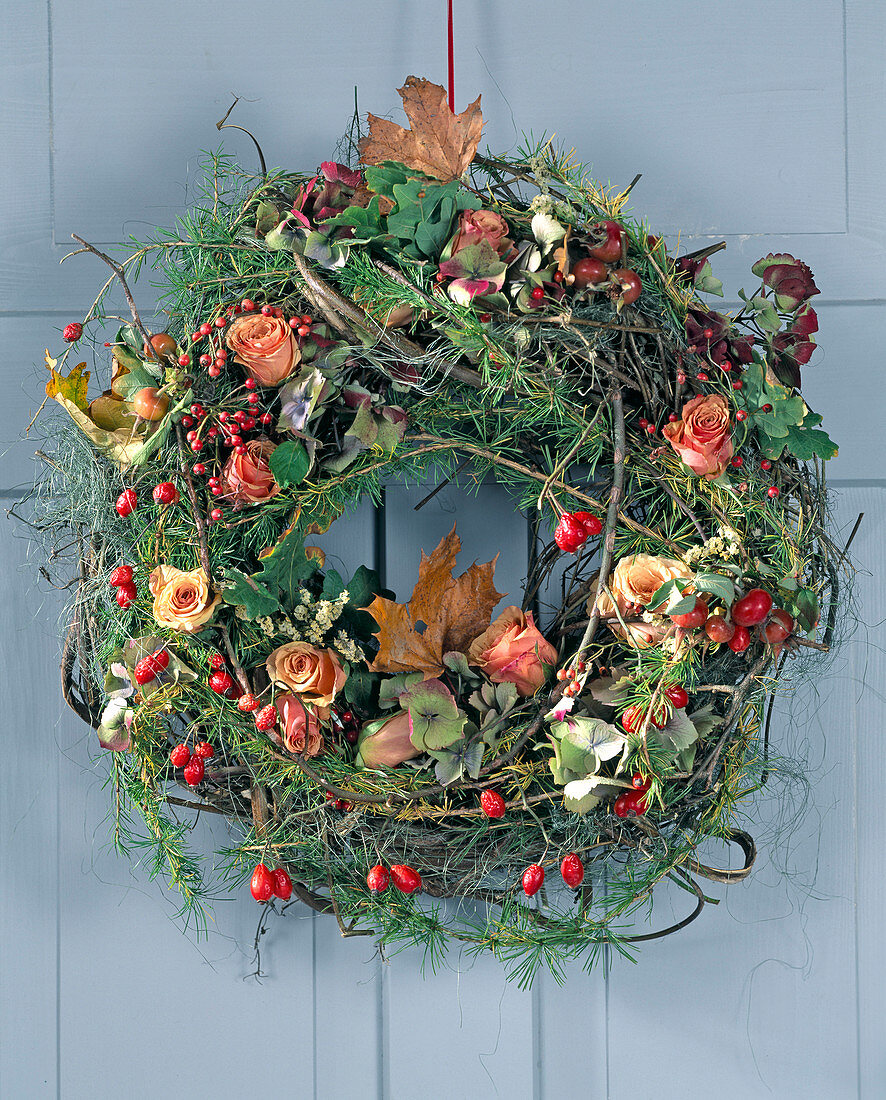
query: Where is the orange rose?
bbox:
[355,710,420,768]
[468,606,558,696]
[278,693,325,758]
[220,438,279,507]
[662,393,733,479]
[265,641,346,710]
[225,314,301,387]
[148,564,221,633]
[593,554,694,648]
[450,209,515,259]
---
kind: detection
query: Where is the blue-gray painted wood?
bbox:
[2,2,883,1097]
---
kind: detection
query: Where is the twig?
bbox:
[68,235,155,352]
[174,424,212,579]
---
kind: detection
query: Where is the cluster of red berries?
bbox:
[614,773,651,818]
[108,563,137,608]
[566,221,643,306]
[335,709,360,745]
[555,658,587,697]
[366,863,422,895]
[554,510,603,553]
[207,652,240,699]
[521,852,586,897]
[665,587,793,653]
[325,790,354,812]
[169,739,215,787]
[250,862,293,902]
[619,684,689,734]
[186,299,314,380]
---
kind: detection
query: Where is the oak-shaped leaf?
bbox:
[364,525,504,677]
[358,76,483,183]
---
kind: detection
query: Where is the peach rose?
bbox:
[468,606,558,696]
[593,554,694,648]
[148,564,221,633]
[355,710,421,769]
[225,314,301,387]
[662,393,733,479]
[220,438,279,507]
[265,641,346,710]
[277,693,325,758]
[450,209,515,259]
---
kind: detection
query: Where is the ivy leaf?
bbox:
[343,665,379,711]
[363,161,421,199]
[269,440,311,487]
[401,678,467,752]
[358,76,484,182]
[221,568,280,618]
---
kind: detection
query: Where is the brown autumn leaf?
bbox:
[358,76,483,183]
[365,524,504,677]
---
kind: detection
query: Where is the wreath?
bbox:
[29,78,847,985]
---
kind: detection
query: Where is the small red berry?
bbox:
[760,459,772,470]
[530,286,545,302]
[152,481,179,505]
[63,322,83,342]
[560,853,584,888]
[668,412,679,422]
[676,371,687,385]
[554,513,589,553]
[241,298,255,312]
[260,413,273,425]
[183,757,204,786]
[214,317,226,329]
[169,743,191,768]
[108,565,133,587]
[390,865,422,894]
[697,372,710,382]
[178,354,191,367]
[613,794,631,818]
[480,790,507,819]
[210,508,223,522]
[731,456,743,468]
[134,657,159,685]
[271,867,293,900]
[732,380,744,390]
[522,864,545,897]
[261,305,273,316]
[735,410,747,422]
[208,365,221,378]
[209,653,226,670]
[116,583,137,609]
[767,486,780,498]
[199,323,212,337]
[664,685,689,709]
[255,704,278,731]
[367,865,390,895]
[732,588,773,627]
[208,670,235,695]
[238,692,260,712]
[115,489,137,517]
[199,354,212,367]
[632,772,651,791]
[297,324,312,337]
[250,863,274,902]
[728,625,752,653]
[193,741,214,759]
[639,418,649,429]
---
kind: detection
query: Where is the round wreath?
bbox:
[31,78,847,984]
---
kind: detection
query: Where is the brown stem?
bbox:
[174,425,212,579]
[69,235,155,353]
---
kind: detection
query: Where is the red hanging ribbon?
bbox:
[447,0,455,111]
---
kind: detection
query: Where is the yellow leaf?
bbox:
[45,354,90,409]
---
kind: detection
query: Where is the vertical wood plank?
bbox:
[0,522,61,1097]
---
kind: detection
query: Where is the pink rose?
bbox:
[225,313,301,386]
[220,438,280,507]
[278,693,325,758]
[449,209,515,260]
[355,710,421,768]
[662,393,733,479]
[468,606,558,696]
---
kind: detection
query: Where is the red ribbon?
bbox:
[447,0,455,111]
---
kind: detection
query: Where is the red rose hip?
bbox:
[366,865,390,895]
[250,863,274,902]
[522,863,545,897]
[732,588,773,627]
[390,864,422,894]
[560,853,584,888]
[480,790,507,819]
[271,867,293,900]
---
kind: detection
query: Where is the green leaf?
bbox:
[113,364,163,401]
[751,296,782,333]
[693,572,736,604]
[321,568,345,600]
[648,577,685,612]
[782,420,838,462]
[378,671,423,709]
[221,568,280,618]
[364,161,425,199]
[792,587,820,633]
[269,440,311,487]
[321,197,388,244]
[343,665,378,711]
[694,260,724,297]
[650,709,700,753]
[401,678,467,752]
[563,776,616,815]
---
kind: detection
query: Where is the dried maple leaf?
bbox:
[365,524,504,677]
[358,76,483,183]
